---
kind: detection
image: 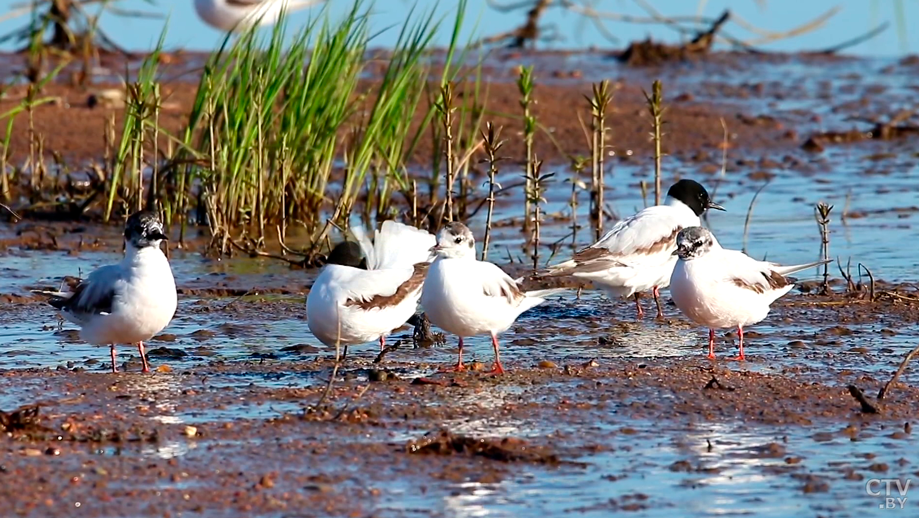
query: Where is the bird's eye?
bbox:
[454,236,463,244]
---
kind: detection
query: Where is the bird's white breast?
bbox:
[670,256,771,329]
[81,247,177,345]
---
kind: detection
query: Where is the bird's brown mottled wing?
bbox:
[345,263,430,310]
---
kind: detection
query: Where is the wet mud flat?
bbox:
[2,290,919,517]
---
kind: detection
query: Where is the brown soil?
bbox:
[0,51,790,169]
[0,348,914,517]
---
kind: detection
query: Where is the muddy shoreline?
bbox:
[3,48,919,516]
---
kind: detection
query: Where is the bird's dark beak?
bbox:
[671,249,680,256]
[706,201,726,211]
[429,244,441,253]
[149,230,168,241]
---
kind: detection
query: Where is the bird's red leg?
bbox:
[137,341,150,373]
[634,294,644,319]
[707,329,716,360]
[488,333,505,375]
[730,326,746,361]
[379,336,385,352]
[110,344,118,373]
[652,286,664,318]
[439,337,466,372]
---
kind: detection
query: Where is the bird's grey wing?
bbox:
[717,250,789,294]
[225,0,269,6]
[545,206,685,276]
[478,262,525,305]
[50,264,123,316]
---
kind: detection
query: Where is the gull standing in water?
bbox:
[670,226,829,360]
[194,0,323,32]
[540,179,724,318]
[42,211,177,373]
[421,222,565,374]
[306,221,435,352]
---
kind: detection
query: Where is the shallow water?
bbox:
[4,52,919,517]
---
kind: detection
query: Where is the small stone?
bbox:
[868,462,889,473]
[183,426,198,438]
[537,360,558,369]
[156,365,172,373]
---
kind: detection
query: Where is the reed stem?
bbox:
[481,122,504,262]
[643,79,665,206]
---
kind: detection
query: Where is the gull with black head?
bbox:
[670,226,830,360]
[41,211,177,373]
[306,221,435,352]
[540,179,724,318]
[421,222,565,374]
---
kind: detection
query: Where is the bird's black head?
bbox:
[326,241,367,269]
[125,210,167,249]
[667,179,725,216]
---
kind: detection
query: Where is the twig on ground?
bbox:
[222,288,254,310]
[742,182,769,255]
[878,344,919,401]
[373,340,402,364]
[312,307,344,413]
[847,385,879,414]
[333,384,371,421]
[703,375,734,391]
[858,263,875,301]
[0,202,22,221]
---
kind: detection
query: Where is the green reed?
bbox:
[586,81,612,241]
[104,26,167,222]
[481,122,504,262]
[643,79,664,206]
[516,65,535,232]
[524,158,553,270]
[178,2,467,253]
[0,63,63,202]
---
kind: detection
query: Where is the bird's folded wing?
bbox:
[225,0,270,7]
[51,264,123,315]
[343,263,429,310]
[476,262,525,305]
[550,206,684,273]
[717,250,789,294]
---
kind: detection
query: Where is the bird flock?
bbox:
[39,179,827,374]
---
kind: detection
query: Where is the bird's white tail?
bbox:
[525,287,569,299]
[353,221,435,271]
[774,259,832,276]
[514,287,567,316]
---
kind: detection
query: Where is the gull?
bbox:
[541,179,724,319]
[306,221,436,352]
[670,226,830,360]
[42,211,177,373]
[420,222,565,374]
[194,0,323,32]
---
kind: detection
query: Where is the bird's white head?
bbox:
[431,222,476,260]
[673,226,718,261]
[125,210,168,251]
